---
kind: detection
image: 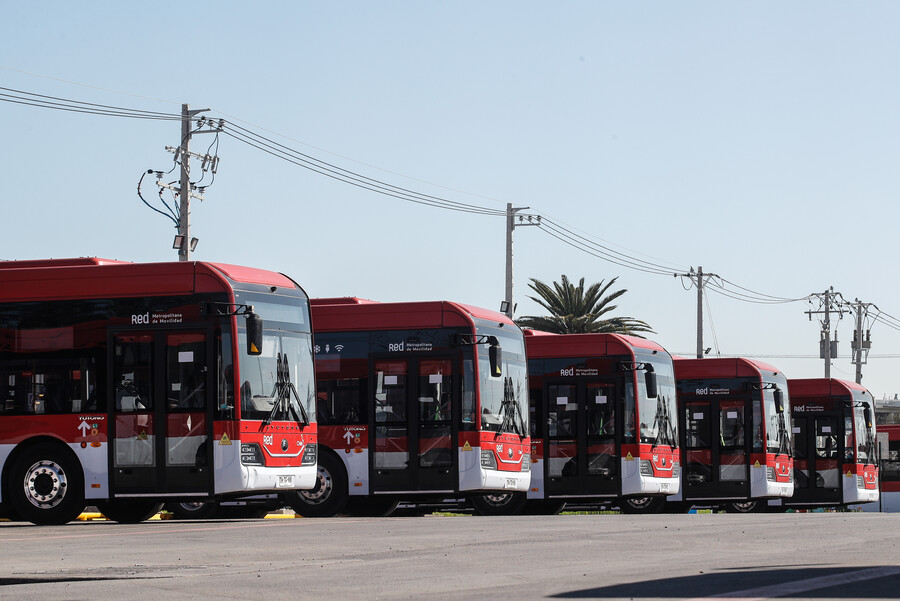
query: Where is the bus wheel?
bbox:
[97,500,164,523]
[9,443,85,525]
[724,500,765,513]
[471,492,527,516]
[619,496,666,514]
[285,452,347,517]
[165,501,220,520]
[343,497,399,517]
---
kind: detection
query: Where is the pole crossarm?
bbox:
[805,287,845,378]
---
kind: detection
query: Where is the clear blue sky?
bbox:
[3,3,899,399]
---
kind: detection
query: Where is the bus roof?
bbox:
[0,258,298,302]
[0,257,128,269]
[788,378,871,398]
[673,357,783,380]
[310,297,517,331]
[522,330,670,359]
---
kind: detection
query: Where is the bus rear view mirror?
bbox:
[246,312,263,356]
[644,366,657,399]
[865,405,873,428]
[774,388,784,414]
[489,338,502,378]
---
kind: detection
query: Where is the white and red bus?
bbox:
[665,357,793,513]
[284,297,530,517]
[472,330,680,515]
[0,258,317,525]
[779,378,878,510]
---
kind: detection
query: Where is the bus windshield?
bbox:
[234,291,315,424]
[476,324,528,436]
[238,330,316,423]
[636,352,677,447]
[854,393,876,464]
[764,384,791,455]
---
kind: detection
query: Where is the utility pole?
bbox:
[158,104,213,261]
[849,299,875,384]
[806,287,843,378]
[504,203,540,319]
[150,105,221,260]
[675,266,718,358]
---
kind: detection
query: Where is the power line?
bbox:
[219,122,506,216]
[0,86,180,120]
[4,82,891,330]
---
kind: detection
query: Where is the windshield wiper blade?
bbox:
[264,353,309,427]
[650,395,676,449]
[497,378,525,437]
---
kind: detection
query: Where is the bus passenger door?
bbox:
[683,400,715,499]
[717,400,749,494]
[545,383,579,496]
[544,381,618,498]
[370,357,456,494]
[583,382,618,495]
[683,398,749,500]
[790,413,840,505]
[110,330,213,497]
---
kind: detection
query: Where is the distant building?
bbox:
[876,398,900,425]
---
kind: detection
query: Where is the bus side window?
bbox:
[317,378,365,425]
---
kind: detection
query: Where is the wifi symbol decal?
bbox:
[334,344,344,352]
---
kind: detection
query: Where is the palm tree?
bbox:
[515,275,654,336]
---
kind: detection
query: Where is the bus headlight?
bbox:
[520,453,531,472]
[766,467,776,482]
[481,450,497,470]
[302,443,317,466]
[857,476,864,489]
[241,443,264,466]
[639,460,653,476]
[672,462,680,478]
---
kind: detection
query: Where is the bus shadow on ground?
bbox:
[551,566,900,599]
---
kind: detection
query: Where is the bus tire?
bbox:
[471,492,527,516]
[285,451,348,517]
[166,501,220,520]
[9,442,85,525]
[724,500,766,513]
[97,499,164,523]
[343,497,399,517]
[619,496,666,514]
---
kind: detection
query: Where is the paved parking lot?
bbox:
[1,512,898,601]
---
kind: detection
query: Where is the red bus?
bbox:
[867,423,899,512]
[0,258,317,525]
[472,330,680,515]
[780,378,878,510]
[284,297,530,517]
[666,357,793,513]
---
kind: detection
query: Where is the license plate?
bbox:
[277,475,294,488]
[659,482,670,492]
[504,478,517,489]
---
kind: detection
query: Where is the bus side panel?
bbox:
[527,439,545,500]
[0,444,12,503]
[457,436,482,492]
[75,442,109,500]
[320,424,370,496]
[213,432,242,494]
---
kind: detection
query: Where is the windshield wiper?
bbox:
[775,412,791,456]
[650,394,676,449]
[497,377,526,437]
[264,353,310,427]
